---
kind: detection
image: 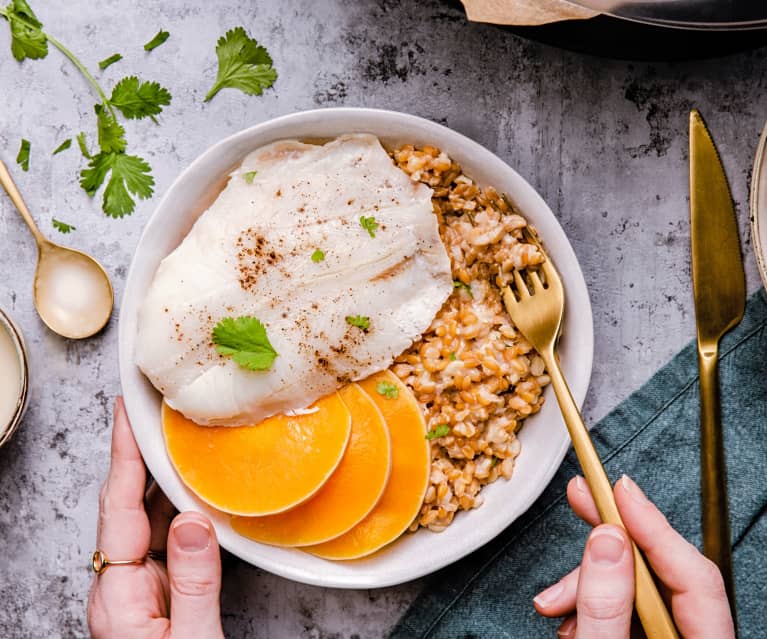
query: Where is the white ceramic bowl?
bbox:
[751,118,767,292]
[119,108,594,589]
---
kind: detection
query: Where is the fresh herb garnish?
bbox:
[98,53,122,70]
[109,76,171,122]
[449,351,457,361]
[52,138,71,155]
[205,27,277,102]
[0,1,171,218]
[359,215,379,238]
[52,218,75,234]
[242,170,258,184]
[80,150,154,218]
[345,315,370,331]
[16,138,30,171]
[76,132,91,158]
[2,0,47,61]
[490,456,499,469]
[311,249,325,263]
[144,30,169,52]
[426,424,450,440]
[453,280,472,296]
[375,381,399,399]
[212,316,278,371]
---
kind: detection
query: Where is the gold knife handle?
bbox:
[698,347,737,620]
[545,352,679,639]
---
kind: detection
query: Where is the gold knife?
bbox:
[689,109,744,621]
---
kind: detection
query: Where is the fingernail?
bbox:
[588,527,626,565]
[173,520,211,552]
[533,581,564,608]
[557,616,576,638]
[621,474,649,504]
[574,475,587,493]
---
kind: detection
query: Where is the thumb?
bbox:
[167,512,224,639]
[575,524,635,639]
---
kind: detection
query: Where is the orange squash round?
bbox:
[162,393,351,516]
[305,371,430,560]
[231,383,391,546]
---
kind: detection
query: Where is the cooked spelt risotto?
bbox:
[389,144,551,533]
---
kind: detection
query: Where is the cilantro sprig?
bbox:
[426,424,450,440]
[212,316,278,372]
[98,53,122,70]
[360,215,379,238]
[52,218,75,234]
[346,315,370,331]
[144,30,169,52]
[375,381,399,399]
[205,26,277,101]
[311,249,325,263]
[1,1,171,218]
[16,138,30,171]
[52,139,71,155]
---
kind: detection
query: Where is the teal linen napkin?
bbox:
[391,290,767,638]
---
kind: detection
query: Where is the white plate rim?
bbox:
[118,107,594,589]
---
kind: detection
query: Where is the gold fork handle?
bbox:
[544,350,680,639]
[698,348,737,619]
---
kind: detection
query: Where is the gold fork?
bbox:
[502,229,679,639]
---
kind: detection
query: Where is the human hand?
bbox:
[87,397,225,639]
[533,474,734,639]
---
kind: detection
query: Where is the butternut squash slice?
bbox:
[231,384,392,546]
[162,393,351,516]
[305,371,430,560]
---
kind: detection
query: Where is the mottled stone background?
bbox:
[0,1,764,637]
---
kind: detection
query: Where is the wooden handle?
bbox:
[545,352,680,639]
[698,348,737,623]
[0,159,45,246]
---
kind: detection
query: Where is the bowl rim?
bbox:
[0,307,29,448]
[119,107,594,588]
[750,117,767,292]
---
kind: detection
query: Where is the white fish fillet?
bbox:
[136,134,452,425]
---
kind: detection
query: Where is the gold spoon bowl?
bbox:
[0,160,113,339]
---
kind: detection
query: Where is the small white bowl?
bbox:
[751,119,767,291]
[0,308,29,449]
[119,108,594,589]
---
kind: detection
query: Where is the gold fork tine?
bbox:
[512,270,530,298]
[501,232,679,639]
[528,270,545,293]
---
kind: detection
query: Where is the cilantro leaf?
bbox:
[453,280,472,296]
[144,30,169,52]
[16,138,29,170]
[110,76,171,121]
[375,381,399,399]
[345,315,370,331]
[360,215,378,238]
[52,218,75,234]
[80,152,154,218]
[425,424,450,440]
[3,0,48,61]
[95,104,126,153]
[212,316,278,371]
[76,131,92,158]
[52,138,71,155]
[242,170,257,184]
[449,351,457,361]
[205,27,277,102]
[98,53,122,70]
[311,249,325,263]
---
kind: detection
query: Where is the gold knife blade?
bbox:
[689,108,744,622]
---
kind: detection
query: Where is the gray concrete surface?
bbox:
[0,1,764,637]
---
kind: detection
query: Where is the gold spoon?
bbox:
[0,159,113,339]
